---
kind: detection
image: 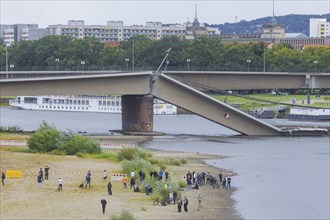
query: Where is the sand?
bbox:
[0,144,241,220]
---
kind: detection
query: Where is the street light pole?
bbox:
[247,59,251,72]
[186,59,191,71]
[5,46,9,78]
[125,58,129,71]
[55,58,59,72]
[314,60,318,73]
[81,61,85,75]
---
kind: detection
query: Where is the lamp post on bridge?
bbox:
[186,59,191,71]
[125,58,129,71]
[247,59,251,72]
[164,60,169,71]
[81,61,85,75]
[55,58,59,71]
[314,60,318,73]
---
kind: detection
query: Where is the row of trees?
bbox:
[1,35,329,72]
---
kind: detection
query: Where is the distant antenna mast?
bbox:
[195,3,198,20]
[272,0,275,18]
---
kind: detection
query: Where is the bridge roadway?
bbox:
[1,71,329,136]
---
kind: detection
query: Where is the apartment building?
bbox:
[48,20,220,42]
[309,18,330,38]
[0,24,47,46]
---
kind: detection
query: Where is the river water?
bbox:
[1,107,329,220]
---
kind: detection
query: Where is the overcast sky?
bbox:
[1,0,329,28]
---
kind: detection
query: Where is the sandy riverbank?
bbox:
[0,142,241,220]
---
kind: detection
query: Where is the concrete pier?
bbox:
[121,95,154,133]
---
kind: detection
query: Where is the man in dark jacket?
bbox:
[101,199,107,214]
[107,182,112,195]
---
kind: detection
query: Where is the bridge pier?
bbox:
[121,95,154,133]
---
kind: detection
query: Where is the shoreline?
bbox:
[0,137,242,220]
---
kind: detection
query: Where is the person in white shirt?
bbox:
[58,178,63,191]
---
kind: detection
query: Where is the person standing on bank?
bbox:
[177,197,182,212]
[101,199,107,214]
[107,182,112,195]
[103,170,107,181]
[183,196,189,212]
[37,173,42,188]
[85,170,91,189]
[39,168,44,181]
[58,178,63,191]
[44,165,50,180]
[226,177,231,190]
[2,172,5,185]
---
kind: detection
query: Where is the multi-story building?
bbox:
[48,20,220,42]
[0,24,47,46]
[309,18,330,38]
[261,24,286,38]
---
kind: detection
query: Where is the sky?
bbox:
[1,0,330,28]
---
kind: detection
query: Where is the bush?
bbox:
[117,147,152,161]
[50,149,66,156]
[180,158,187,164]
[59,135,101,155]
[110,209,136,220]
[147,157,159,165]
[166,158,181,166]
[178,180,187,188]
[121,157,152,175]
[27,126,60,152]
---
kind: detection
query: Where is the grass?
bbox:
[213,94,330,111]
[76,152,119,162]
[0,132,30,140]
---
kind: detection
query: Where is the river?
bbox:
[1,107,329,220]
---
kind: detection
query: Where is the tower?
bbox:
[192,4,200,28]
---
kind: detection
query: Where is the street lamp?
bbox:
[81,61,85,75]
[314,60,318,73]
[55,58,59,71]
[125,58,129,71]
[186,59,191,71]
[164,60,169,71]
[247,59,251,72]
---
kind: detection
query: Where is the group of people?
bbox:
[186,170,233,190]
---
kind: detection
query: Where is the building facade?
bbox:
[310,18,330,38]
[0,24,47,46]
[48,20,220,42]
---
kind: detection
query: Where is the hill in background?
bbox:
[208,14,330,36]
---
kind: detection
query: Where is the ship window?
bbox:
[74,100,77,105]
[46,106,48,108]
[62,106,64,109]
[82,100,85,105]
[98,101,102,106]
[74,107,76,109]
[103,101,106,106]
[78,107,80,109]
[86,100,89,105]
[82,107,84,110]
[58,106,60,109]
[42,106,44,108]
[66,107,68,109]
[69,100,72,105]
[50,106,52,108]
[24,97,38,104]
[107,101,110,106]
[86,107,88,110]
[116,101,119,106]
[61,99,64,104]
[70,107,72,109]
[112,101,115,106]
[78,100,81,105]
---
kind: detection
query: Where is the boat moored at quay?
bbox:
[9,95,177,115]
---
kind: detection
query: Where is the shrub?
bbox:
[178,180,187,188]
[110,209,136,220]
[166,158,181,166]
[121,157,152,175]
[180,158,187,164]
[27,126,60,152]
[117,147,152,161]
[147,157,159,165]
[59,135,101,155]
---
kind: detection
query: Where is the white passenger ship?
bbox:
[288,107,330,121]
[9,95,177,115]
